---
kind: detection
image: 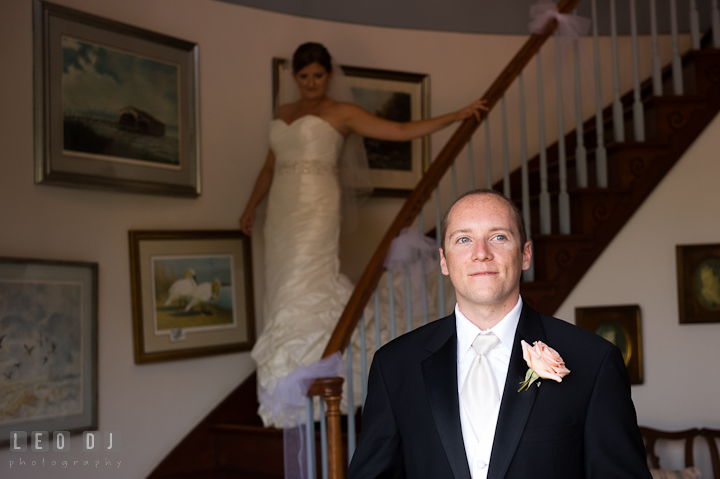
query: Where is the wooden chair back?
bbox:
[639,426,720,479]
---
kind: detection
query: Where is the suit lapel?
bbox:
[487,304,547,479]
[421,314,472,479]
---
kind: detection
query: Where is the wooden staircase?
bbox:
[518,48,720,313]
[147,41,720,479]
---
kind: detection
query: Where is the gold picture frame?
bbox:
[129,230,255,364]
[575,304,643,385]
[676,243,720,324]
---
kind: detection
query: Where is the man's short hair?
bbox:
[440,188,528,251]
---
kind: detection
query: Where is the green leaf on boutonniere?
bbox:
[518,368,540,392]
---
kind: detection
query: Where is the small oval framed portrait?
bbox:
[575,305,643,385]
[677,244,720,323]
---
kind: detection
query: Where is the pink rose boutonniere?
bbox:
[518,340,571,392]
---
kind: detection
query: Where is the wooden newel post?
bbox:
[308,377,344,479]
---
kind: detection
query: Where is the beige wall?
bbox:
[0,0,717,476]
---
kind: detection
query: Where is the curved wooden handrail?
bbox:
[321,0,581,358]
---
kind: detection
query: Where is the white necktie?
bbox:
[461,333,500,438]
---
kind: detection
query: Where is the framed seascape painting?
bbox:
[0,257,98,445]
[575,304,643,385]
[676,243,720,323]
[129,231,256,364]
[273,59,429,196]
[33,1,200,197]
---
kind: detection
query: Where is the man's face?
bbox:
[440,194,531,314]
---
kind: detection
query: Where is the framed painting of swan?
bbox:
[129,230,256,364]
[33,1,200,197]
[0,257,98,444]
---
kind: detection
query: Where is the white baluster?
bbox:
[405,267,412,333]
[573,12,588,188]
[519,72,534,282]
[320,399,328,479]
[690,0,701,50]
[451,162,458,200]
[670,0,684,95]
[467,140,475,190]
[554,31,571,235]
[359,313,367,406]
[346,342,355,460]
[591,0,608,187]
[388,270,395,340]
[306,397,316,479]
[418,214,429,326]
[537,52,551,234]
[713,0,720,48]
[501,95,511,198]
[435,187,445,315]
[650,0,663,96]
[610,0,625,142]
[485,120,493,189]
[630,0,645,141]
[374,288,381,350]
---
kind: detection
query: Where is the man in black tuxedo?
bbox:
[348,189,651,479]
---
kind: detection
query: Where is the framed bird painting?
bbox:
[129,230,256,364]
[0,257,98,444]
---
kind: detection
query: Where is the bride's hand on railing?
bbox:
[453,98,489,123]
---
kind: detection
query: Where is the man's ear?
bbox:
[440,248,449,276]
[521,241,532,271]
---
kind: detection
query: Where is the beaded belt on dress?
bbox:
[275,160,338,176]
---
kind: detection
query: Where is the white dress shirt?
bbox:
[456,297,522,479]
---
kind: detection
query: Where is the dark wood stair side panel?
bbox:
[530,234,594,282]
[690,49,720,99]
[214,426,285,477]
[155,470,273,479]
[147,373,263,479]
[213,423,354,479]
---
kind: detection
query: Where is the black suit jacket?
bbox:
[348,303,651,479]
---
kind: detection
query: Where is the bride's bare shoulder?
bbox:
[327,101,365,118]
[275,102,299,121]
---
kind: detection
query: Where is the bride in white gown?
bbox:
[239,43,485,427]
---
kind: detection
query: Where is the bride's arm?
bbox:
[341,99,486,142]
[239,148,276,235]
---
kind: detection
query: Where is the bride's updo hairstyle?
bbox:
[292,42,333,74]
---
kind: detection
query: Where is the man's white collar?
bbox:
[456,296,523,361]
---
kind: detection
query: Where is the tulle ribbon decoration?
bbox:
[384,228,440,317]
[528,0,590,40]
[262,352,343,479]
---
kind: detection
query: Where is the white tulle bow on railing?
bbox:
[528,0,590,40]
[384,227,439,273]
[384,228,440,317]
[261,352,343,479]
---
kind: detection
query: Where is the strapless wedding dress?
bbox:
[251,115,455,427]
[252,115,362,427]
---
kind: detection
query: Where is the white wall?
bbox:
[0,0,717,477]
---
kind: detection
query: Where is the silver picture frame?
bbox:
[0,257,98,444]
[33,0,201,197]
